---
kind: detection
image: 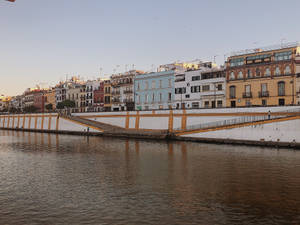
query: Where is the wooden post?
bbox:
[7,115,10,128]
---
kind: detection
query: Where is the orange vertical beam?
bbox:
[34,116,38,129]
[7,115,10,128]
[12,116,15,128]
[17,115,20,128]
[22,114,26,128]
[125,112,130,129]
[2,116,5,127]
[168,110,173,132]
[135,111,140,129]
[56,116,59,131]
[28,115,31,129]
[41,115,44,130]
[48,115,52,130]
[181,109,187,130]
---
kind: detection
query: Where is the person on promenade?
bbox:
[268,110,271,120]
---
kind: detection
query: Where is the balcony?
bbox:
[112,91,120,95]
[229,95,236,99]
[259,91,269,98]
[243,92,252,98]
[112,99,121,103]
[123,90,133,94]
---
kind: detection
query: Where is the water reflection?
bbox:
[0,130,300,224]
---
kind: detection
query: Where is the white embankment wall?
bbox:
[1,106,300,145]
[0,113,102,133]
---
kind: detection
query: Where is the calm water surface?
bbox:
[0,130,300,225]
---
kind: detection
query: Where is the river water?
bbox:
[0,130,300,225]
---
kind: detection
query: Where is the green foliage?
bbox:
[45,103,53,111]
[56,100,75,109]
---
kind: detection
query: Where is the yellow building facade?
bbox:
[103,79,112,111]
[226,43,300,107]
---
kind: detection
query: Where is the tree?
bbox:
[56,100,75,109]
[45,103,53,111]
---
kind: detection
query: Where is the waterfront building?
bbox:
[44,88,56,111]
[0,95,11,112]
[296,53,300,105]
[85,80,100,112]
[66,84,86,113]
[174,62,226,109]
[33,90,46,113]
[134,70,175,110]
[93,80,105,112]
[226,42,300,107]
[103,79,112,111]
[111,70,143,111]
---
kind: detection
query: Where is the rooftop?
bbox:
[230,41,300,57]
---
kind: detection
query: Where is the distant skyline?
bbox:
[1,0,300,96]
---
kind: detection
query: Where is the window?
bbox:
[137,95,140,104]
[265,68,271,76]
[256,68,261,77]
[204,101,210,108]
[145,94,148,103]
[152,93,155,103]
[246,100,251,106]
[229,86,236,98]
[274,51,292,61]
[238,71,243,79]
[175,87,186,94]
[145,81,149,90]
[192,102,199,108]
[275,66,280,76]
[168,93,172,101]
[192,76,200,81]
[152,80,156,89]
[159,80,162,88]
[262,99,267,106]
[159,93,162,102]
[137,82,140,91]
[202,85,210,92]
[217,100,223,108]
[284,65,291,75]
[245,85,251,93]
[168,79,172,88]
[230,57,244,67]
[217,84,222,91]
[260,83,268,97]
[278,81,285,96]
[185,94,190,98]
[229,72,235,80]
[191,86,200,93]
[247,69,252,78]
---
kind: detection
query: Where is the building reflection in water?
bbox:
[0,130,300,224]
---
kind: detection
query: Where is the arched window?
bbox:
[238,71,243,79]
[229,85,236,98]
[256,68,261,77]
[278,81,285,96]
[275,66,281,76]
[284,65,291,75]
[229,72,235,80]
[247,69,252,78]
[265,68,271,76]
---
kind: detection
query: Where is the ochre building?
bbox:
[226,42,300,107]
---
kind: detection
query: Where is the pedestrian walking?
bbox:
[268,110,271,120]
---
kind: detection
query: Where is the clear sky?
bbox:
[1,0,300,96]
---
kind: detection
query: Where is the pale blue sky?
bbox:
[1,0,300,96]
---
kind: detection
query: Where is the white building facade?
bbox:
[174,67,226,109]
